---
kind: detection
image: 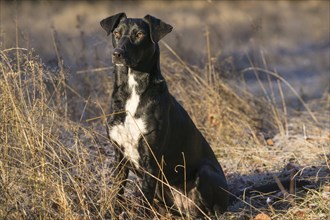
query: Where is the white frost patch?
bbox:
[109,68,147,169]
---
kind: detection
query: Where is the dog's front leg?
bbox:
[141,171,157,203]
[138,150,158,215]
[140,169,158,216]
[112,146,129,213]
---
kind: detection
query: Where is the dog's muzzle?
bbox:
[112,48,126,65]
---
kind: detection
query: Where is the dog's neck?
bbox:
[113,44,165,93]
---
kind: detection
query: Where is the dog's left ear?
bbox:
[100,12,127,36]
[144,15,173,43]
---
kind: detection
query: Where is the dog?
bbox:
[100,13,229,217]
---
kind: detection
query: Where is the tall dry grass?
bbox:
[0,48,123,219]
[0,12,329,219]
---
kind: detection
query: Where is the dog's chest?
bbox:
[109,69,147,169]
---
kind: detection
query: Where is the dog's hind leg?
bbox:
[196,162,229,214]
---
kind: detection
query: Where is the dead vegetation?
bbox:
[1,45,328,219]
[0,1,329,219]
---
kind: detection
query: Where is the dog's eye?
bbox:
[136,32,144,39]
[113,31,121,39]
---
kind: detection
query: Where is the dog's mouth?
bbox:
[112,56,125,65]
[112,57,125,66]
[112,57,138,68]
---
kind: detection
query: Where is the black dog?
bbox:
[100,13,228,217]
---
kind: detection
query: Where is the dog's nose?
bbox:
[113,48,124,59]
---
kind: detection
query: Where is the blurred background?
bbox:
[1,0,329,108]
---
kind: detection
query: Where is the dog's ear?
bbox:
[100,12,127,36]
[144,15,173,43]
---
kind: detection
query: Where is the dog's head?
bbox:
[100,13,172,70]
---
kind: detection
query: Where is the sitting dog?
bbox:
[100,13,228,217]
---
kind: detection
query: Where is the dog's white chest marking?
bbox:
[109,68,147,169]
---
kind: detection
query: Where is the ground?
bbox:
[0,1,329,219]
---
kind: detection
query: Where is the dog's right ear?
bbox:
[100,12,127,36]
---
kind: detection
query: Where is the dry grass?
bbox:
[0,1,329,219]
[1,46,328,219]
[0,49,114,218]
